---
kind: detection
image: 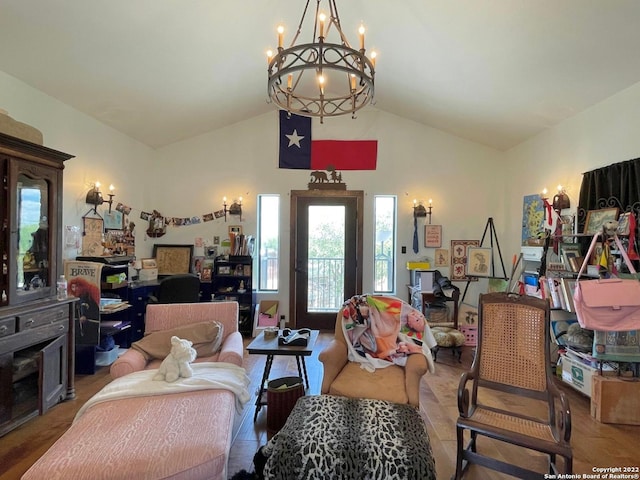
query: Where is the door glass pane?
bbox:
[307,205,345,312]
[17,174,49,291]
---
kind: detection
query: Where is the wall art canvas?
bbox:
[450,240,480,281]
[521,194,545,245]
[434,248,449,267]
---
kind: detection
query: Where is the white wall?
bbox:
[502,81,640,266]
[7,68,640,322]
[152,108,504,316]
[0,71,153,262]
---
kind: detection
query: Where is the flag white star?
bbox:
[285,129,305,148]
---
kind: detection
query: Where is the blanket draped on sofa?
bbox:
[75,362,250,421]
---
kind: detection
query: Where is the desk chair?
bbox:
[148,274,201,304]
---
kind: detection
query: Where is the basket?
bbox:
[266,376,304,438]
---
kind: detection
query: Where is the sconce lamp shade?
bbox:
[229,202,242,216]
[85,187,104,211]
[413,204,427,218]
[552,192,570,210]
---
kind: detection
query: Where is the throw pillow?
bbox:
[132,321,224,360]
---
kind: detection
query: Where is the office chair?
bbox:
[148,274,201,304]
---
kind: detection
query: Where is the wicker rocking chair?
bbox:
[454,292,572,479]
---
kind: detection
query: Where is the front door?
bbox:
[290,190,363,330]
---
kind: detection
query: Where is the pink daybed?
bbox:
[22,301,246,480]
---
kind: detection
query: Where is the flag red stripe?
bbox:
[311,140,377,170]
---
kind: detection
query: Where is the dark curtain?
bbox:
[578,157,640,259]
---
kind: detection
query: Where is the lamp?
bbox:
[267,0,377,122]
[413,199,433,224]
[552,185,571,210]
[223,196,243,222]
[85,182,115,214]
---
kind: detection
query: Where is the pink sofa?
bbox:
[22,301,245,480]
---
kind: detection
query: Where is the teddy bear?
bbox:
[153,335,197,382]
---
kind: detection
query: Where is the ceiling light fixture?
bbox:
[267,0,376,122]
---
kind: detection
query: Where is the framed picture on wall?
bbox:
[103,209,124,230]
[424,225,442,248]
[152,244,194,276]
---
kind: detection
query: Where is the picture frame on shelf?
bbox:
[466,247,492,277]
[152,244,194,276]
[617,212,632,235]
[424,225,442,248]
[201,267,212,281]
[559,242,581,271]
[583,208,619,235]
[192,255,205,275]
[229,225,242,236]
[141,258,157,269]
[218,265,231,275]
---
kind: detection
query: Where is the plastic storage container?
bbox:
[56,275,68,300]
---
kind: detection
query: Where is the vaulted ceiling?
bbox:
[2,0,640,151]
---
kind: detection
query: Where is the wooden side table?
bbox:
[246,330,319,422]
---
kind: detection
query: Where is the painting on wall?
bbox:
[521,194,545,246]
[450,240,480,281]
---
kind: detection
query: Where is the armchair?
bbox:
[318,295,430,407]
[111,301,243,378]
[454,292,572,479]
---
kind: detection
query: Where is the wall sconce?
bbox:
[552,185,570,210]
[85,182,115,214]
[413,199,433,224]
[223,196,243,222]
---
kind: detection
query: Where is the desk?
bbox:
[246,330,318,421]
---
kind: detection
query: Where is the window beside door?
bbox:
[258,194,279,291]
[374,195,396,294]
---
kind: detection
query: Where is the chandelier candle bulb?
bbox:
[350,74,356,91]
[359,24,365,50]
[319,13,326,38]
[287,74,292,90]
[277,25,284,49]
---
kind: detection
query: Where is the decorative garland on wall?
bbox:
[111,201,234,238]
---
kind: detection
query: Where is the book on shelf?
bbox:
[545,277,563,309]
[560,277,577,312]
[228,233,255,256]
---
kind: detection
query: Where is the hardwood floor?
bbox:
[1,333,638,479]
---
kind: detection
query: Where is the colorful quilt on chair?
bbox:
[341,295,436,373]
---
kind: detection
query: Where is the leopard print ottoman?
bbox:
[259,395,436,480]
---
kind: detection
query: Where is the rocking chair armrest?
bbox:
[457,370,477,417]
[549,380,572,442]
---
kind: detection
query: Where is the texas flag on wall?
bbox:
[278,110,377,170]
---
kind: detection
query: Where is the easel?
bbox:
[459,217,508,305]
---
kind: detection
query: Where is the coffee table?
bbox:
[246,329,318,421]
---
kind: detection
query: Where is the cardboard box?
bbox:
[138,268,158,281]
[590,375,640,425]
[561,353,598,397]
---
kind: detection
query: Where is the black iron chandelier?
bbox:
[267,0,376,122]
